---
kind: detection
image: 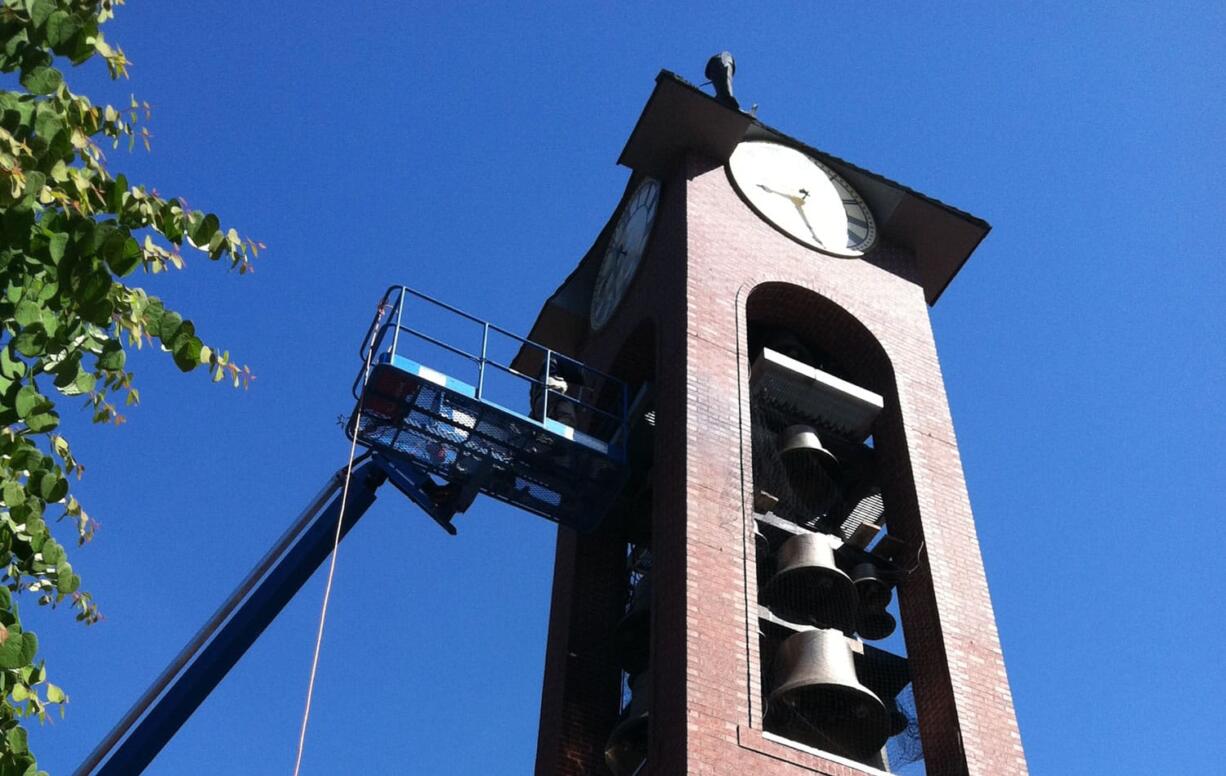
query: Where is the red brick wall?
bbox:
[536,153,1027,775]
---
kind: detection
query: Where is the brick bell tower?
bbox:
[524,70,1027,776]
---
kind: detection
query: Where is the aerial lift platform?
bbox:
[76,286,634,775]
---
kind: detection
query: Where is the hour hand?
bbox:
[756,182,804,204]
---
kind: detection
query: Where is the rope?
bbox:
[291,311,381,775]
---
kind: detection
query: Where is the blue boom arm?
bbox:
[74,453,458,775]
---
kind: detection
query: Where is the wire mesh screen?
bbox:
[751,372,922,772]
[750,399,885,538]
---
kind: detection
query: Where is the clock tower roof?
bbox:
[620,70,990,306]
[517,70,990,366]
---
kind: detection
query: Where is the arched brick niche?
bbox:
[743,281,955,774]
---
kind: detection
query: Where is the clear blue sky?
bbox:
[26,2,1225,774]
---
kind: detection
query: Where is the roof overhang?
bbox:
[620,72,990,306]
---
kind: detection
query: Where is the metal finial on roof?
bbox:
[704,51,739,110]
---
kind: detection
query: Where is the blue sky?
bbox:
[23,2,1225,774]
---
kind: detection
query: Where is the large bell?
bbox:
[778,425,840,512]
[768,628,891,761]
[765,533,858,632]
[613,574,651,676]
[605,674,650,776]
[850,562,892,609]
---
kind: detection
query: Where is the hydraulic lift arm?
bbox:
[74,453,462,775]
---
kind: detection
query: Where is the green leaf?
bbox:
[14,385,44,419]
[189,213,220,248]
[25,411,58,433]
[28,0,55,29]
[38,472,66,503]
[9,446,41,472]
[169,319,195,351]
[79,297,113,326]
[0,628,38,670]
[20,65,62,96]
[2,481,23,507]
[160,200,184,242]
[30,0,55,29]
[4,724,26,754]
[76,268,111,303]
[100,229,132,274]
[13,328,46,358]
[0,347,26,378]
[41,541,64,567]
[34,102,64,142]
[45,10,81,49]
[156,311,183,342]
[13,300,40,327]
[109,237,141,277]
[97,340,124,371]
[69,370,95,396]
[45,683,65,704]
[22,170,45,199]
[47,232,68,264]
[173,336,202,372]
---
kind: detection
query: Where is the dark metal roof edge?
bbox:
[655,70,992,234]
[516,173,642,358]
[929,220,992,305]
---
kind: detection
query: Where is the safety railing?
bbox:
[353,284,630,458]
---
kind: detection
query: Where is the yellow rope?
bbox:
[292,318,380,775]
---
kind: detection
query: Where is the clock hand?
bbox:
[793,201,824,246]
[756,182,806,205]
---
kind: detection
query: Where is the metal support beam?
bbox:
[76,456,387,775]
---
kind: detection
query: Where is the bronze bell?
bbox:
[856,607,897,641]
[778,425,840,512]
[605,674,649,776]
[613,574,651,676]
[769,628,891,761]
[850,562,895,639]
[850,562,892,609]
[765,533,858,632]
[780,424,839,473]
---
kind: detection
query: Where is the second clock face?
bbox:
[727,140,876,257]
[590,177,660,331]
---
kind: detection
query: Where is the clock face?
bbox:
[590,177,660,331]
[727,140,876,258]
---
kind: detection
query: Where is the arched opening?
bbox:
[744,283,926,773]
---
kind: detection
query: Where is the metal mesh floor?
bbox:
[350,362,625,533]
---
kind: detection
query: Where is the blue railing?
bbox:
[353,284,630,457]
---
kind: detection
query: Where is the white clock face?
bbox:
[727,140,876,257]
[590,178,660,331]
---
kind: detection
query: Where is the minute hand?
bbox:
[792,201,825,246]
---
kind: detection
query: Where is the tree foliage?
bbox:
[0,1,259,770]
